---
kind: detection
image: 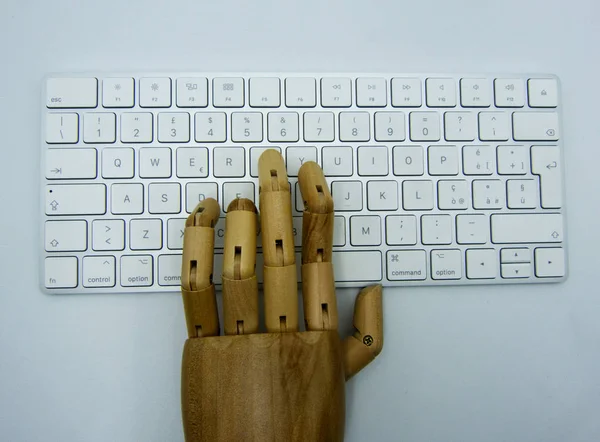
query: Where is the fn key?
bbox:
[45,257,78,288]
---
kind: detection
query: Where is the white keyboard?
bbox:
[41,73,567,294]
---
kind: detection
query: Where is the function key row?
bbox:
[46,76,558,110]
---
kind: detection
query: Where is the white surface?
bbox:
[1,0,599,440]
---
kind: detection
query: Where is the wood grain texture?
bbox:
[222,276,259,335]
[181,331,346,442]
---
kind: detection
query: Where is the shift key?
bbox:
[45,184,106,215]
[491,214,563,244]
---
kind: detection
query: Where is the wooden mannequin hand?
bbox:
[180,150,383,442]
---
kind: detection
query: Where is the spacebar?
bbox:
[332,251,382,282]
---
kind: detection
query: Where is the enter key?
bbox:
[531,145,562,208]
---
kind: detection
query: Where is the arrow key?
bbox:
[535,247,565,278]
[92,219,125,251]
[466,248,497,279]
[501,263,531,279]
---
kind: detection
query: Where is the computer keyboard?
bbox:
[41,73,567,294]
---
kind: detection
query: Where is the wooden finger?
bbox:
[342,285,384,380]
[298,161,338,331]
[181,199,221,338]
[258,149,299,332]
[222,198,259,335]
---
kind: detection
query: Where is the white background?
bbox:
[1,0,599,441]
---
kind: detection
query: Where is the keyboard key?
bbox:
[478,112,509,141]
[249,77,280,108]
[462,145,495,175]
[149,183,181,214]
[195,112,227,142]
[47,77,97,108]
[402,180,434,210]
[386,250,426,281]
[528,78,558,108]
[322,146,353,176]
[158,112,190,142]
[130,219,162,250]
[176,147,208,178]
[426,78,456,107]
[333,216,346,246]
[466,249,497,279]
[321,77,352,107]
[513,112,559,141]
[250,146,281,177]
[213,78,244,107]
[391,78,422,107]
[223,182,255,211]
[350,216,381,246]
[534,248,565,277]
[500,248,530,263]
[139,147,172,178]
[140,78,172,108]
[497,145,529,175]
[92,219,125,251]
[374,112,406,142]
[45,257,78,288]
[176,77,208,108]
[120,255,153,287]
[428,145,459,176]
[393,145,424,176]
[286,147,317,177]
[409,112,440,141]
[385,215,417,246]
[45,220,87,252]
[82,256,116,288]
[83,112,116,143]
[444,112,476,141]
[120,112,153,143]
[421,215,452,245]
[268,112,299,142]
[167,218,186,250]
[491,214,563,244]
[431,249,462,280]
[111,183,144,214]
[331,181,362,211]
[304,112,335,142]
[45,184,106,215]
[102,148,134,179]
[367,181,398,211]
[437,180,469,210]
[507,179,537,209]
[46,148,97,179]
[531,145,562,208]
[501,263,531,279]
[358,146,388,176]
[213,147,245,177]
[46,113,78,143]
[472,180,505,209]
[158,254,183,286]
[356,78,387,107]
[333,251,382,282]
[456,214,488,244]
[460,78,491,107]
[285,77,316,107]
[339,112,370,142]
[186,183,218,212]
[494,78,525,107]
[232,112,263,142]
[103,78,134,108]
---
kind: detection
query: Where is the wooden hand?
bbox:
[180,150,384,442]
